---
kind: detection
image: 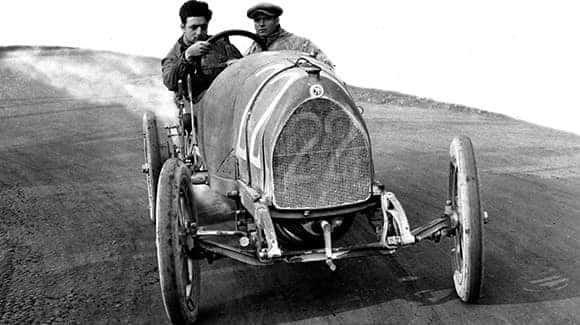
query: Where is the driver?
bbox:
[245,2,334,68]
[162,1,242,100]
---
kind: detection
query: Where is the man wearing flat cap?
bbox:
[245,2,334,68]
[162,1,242,98]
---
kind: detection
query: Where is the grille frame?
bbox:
[269,97,373,210]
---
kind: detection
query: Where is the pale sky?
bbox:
[2,1,579,134]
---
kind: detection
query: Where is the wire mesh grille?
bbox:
[273,98,371,209]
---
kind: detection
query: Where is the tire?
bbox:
[143,112,170,223]
[143,112,161,223]
[156,158,200,324]
[448,136,483,303]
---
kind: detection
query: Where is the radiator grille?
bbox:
[272,98,371,209]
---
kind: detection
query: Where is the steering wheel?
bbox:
[186,30,264,97]
[207,29,266,51]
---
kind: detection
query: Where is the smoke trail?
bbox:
[3,48,177,122]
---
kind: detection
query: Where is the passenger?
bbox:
[245,2,334,68]
[162,1,242,99]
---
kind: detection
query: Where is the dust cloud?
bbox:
[4,48,177,122]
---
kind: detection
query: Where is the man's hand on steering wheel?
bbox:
[185,41,211,61]
[184,30,266,64]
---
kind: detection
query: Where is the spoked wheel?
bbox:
[156,158,200,324]
[143,111,170,223]
[448,136,483,303]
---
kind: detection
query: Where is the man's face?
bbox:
[253,14,278,38]
[181,16,209,45]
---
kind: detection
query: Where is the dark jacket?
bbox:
[162,36,242,97]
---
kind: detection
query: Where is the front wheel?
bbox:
[448,136,483,303]
[156,158,200,324]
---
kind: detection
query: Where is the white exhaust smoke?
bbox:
[4,48,177,122]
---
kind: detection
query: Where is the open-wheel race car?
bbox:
[142,30,487,324]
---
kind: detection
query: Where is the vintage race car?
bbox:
[142,30,486,324]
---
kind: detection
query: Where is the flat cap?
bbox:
[247,3,283,19]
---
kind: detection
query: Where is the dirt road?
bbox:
[1,49,579,324]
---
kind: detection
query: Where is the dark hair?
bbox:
[179,1,213,24]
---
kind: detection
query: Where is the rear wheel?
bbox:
[156,158,200,324]
[143,112,161,223]
[143,112,170,223]
[448,136,483,303]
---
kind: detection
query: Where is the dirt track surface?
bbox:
[1,49,579,324]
